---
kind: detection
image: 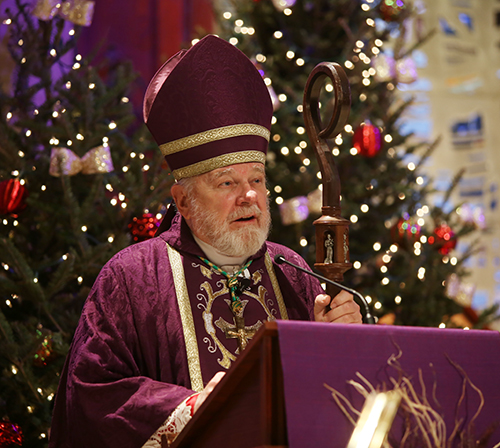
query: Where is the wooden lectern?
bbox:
[171,321,286,448]
[171,321,500,448]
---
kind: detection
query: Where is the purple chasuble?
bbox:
[180,250,290,385]
[49,214,322,448]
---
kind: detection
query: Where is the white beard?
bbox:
[189,199,271,258]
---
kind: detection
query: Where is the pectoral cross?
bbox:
[215,315,263,353]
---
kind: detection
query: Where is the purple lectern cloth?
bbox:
[49,214,319,448]
[277,321,500,448]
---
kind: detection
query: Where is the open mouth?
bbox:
[235,215,255,222]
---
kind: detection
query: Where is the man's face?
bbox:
[180,162,271,258]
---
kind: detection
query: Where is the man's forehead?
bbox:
[205,163,265,180]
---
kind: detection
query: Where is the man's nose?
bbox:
[237,184,258,205]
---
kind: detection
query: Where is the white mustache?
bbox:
[228,205,262,221]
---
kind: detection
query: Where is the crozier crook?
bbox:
[303,62,352,298]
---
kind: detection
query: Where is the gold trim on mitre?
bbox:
[159,123,270,156]
[172,150,266,180]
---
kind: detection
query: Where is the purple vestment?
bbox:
[49,214,323,448]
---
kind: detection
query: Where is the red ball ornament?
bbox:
[353,123,382,157]
[128,213,160,242]
[391,217,421,249]
[428,223,457,255]
[0,420,23,447]
[379,0,406,22]
[0,179,28,215]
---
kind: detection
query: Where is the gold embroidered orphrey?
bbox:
[167,244,288,388]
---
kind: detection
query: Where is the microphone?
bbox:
[274,254,375,324]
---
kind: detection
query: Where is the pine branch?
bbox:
[44,251,76,300]
[0,308,15,343]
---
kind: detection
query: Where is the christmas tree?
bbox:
[0,1,172,445]
[213,0,497,328]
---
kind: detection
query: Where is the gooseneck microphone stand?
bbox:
[274,254,375,324]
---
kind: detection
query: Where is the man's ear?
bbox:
[171,183,192,220]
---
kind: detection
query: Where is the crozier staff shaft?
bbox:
[302,62,352,297]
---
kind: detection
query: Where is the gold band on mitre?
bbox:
[159,123,270,156]
[172,150,266,180]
